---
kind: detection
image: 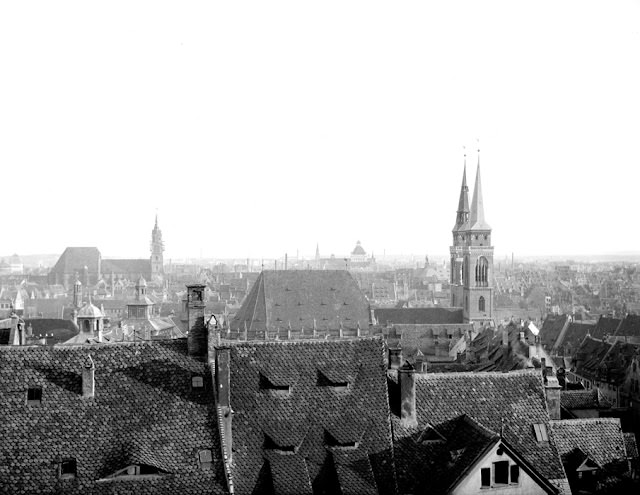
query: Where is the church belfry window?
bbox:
[479,296,485,312]
[475,257,489,287]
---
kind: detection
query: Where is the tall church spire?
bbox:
[468,149,491,231]
[453,152,470,232]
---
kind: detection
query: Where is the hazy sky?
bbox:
[1,1,639,261]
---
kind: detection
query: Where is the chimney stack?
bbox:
[388,347,403,370]
[545,374,561,420]
[399,364,417,427]
[82,355,95,398]
[187,284,208,360]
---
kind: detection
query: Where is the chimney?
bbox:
[187,284,208,360]
[9,313,23,346]
[399,364,417,427]
[370,307,377,326]
[388,347,403,370]
[545,374,561,420]
[215,347,233,462]
[82,355,95,398]
[502,327,509,363]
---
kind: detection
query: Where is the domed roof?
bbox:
[351,241,366,256]
[78,301,104,318]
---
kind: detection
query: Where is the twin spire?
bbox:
[453,149,490,232]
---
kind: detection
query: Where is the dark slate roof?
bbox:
[561,389,612,410]
[574,337,612,381]
[374,307,464,325]
[540,314,569,348]
[391,370,568,493]
[0,340,227,494]
[101,258,152,277]
[230,270,371,333]
[591,315,622,339]
[555,322,596,355]
[24,318,79,345]
[223,338,396,495]
[49,247,101,275]
[614,314,640,338]
[550,418,630,480]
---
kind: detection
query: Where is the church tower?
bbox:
[150,214,164,282]
[450,150,494,326]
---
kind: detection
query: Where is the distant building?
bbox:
[48,217,164,289]
[450,153,494,325]
[230,270,371,337]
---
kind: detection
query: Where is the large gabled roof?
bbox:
[49,247,101,275]
[374,307,464,325]
[0,340,227,494]
[230,270,370,334]
[221,337,396,495]
[391,370,568,493]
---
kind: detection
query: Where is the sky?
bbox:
[1,1,639,261]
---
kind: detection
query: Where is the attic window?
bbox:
[325,431,358,449]
[533,423,548,442]
[59,458,76,479]
[192,375,204,389]
[198,449,213,471]
[259,373,290,395]
[26,387,42,405]
[316,370,349,391]
[264,434,297,454]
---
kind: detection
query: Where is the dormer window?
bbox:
[259,373,290,396]
[192,375,204,389]
[533,423,548,442]
[324,430,358,449]
[264,434,297,454]
[59,458,76,479]
[26,387,42,405]
[101,464,168,480]
[317,370,349,392]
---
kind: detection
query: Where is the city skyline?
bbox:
[1,1,639,260]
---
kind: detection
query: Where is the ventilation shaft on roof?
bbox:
[187,284,208,360]
[83,355,95,398]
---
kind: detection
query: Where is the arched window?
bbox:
[475,257,489,287]
[479,296,486,312]
[84,320,90,332]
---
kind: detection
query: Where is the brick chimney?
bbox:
[82,355,95,398]
[399,363,417,427]
[215,347,233,462]
[388,347,403,370]
[9,313,24,346]
[186,284,208,360]
[544,374,561,420]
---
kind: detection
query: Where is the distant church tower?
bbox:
[150,214,164,282]
[450,150,494,325]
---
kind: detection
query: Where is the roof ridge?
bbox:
[550,417,621,425]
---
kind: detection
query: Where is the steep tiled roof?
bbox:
[392,370,568,493]
[0,340,227,494]
[561,389,612,410]
[230,270,371,334]
[550,418,630,486]
[540,314,569,349]
[24,318,79,345]
[556,322,596,355]
[49,247,101,275]
[374,307,464,325]
[591,315,621,339]
[614,314,640,338]
[574,336,612,380]
[101,258,152,278]
[222,338,396,495]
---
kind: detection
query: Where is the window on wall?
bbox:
[481,459,520,488]
[479,296,486,312]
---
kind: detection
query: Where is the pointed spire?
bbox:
[468,148,491,231]
[453,149,470,232]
